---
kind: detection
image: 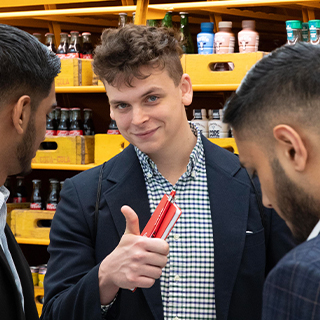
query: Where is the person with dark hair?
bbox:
[42,24,294,320]
[223,42,320,319]
[0,24,60,320]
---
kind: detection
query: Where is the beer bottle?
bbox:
[13,177,27,203]
[56,32,69,59]
[69,108,83,136]
[83,108,95,136]
[46,110,57,136]
[67,31,82,58]
[118,13,127,28]
[57,108,69,136]
[161,11,173,28]
[33,33,42,43]
[107,119,121,134]
[46,179,59,211]
[179,12,194,54]
[30,180,42,210]
[147,20,158,27]
[82,32,93,59]
[45,33,56,53]
[4,177,13,203]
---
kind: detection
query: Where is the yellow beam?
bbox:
[307,8,315,19]
[302,8,308,21]
[135,0,149,25]
[122,0,135,5]
[45,5,61,46]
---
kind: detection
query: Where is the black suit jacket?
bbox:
[41,137,295,320]
[0,225,39,320]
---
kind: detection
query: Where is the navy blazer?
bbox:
[41,137,294,320]
[0,225,39,320]
[262,234,320,319]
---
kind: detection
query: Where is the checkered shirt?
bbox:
[135,123,216,320]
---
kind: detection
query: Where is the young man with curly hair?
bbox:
[42,25,294,320]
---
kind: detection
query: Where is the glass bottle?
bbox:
[302,22,309,42]
[286,20,302,45]
[161,11,173,28]
[54,107,61,130]
[118,13,127,28]
[107,120,120,134]
[309,20,320,45]
[191,109,208,137]
[46,109,57,136]
[56,32,69,59]
[30,180,42,210]
[147,19,158,27]
[82,32,93,59]
[69,108,83,136]
[83,108,95,136]
[57,108,69,136]
[45,33,56,53]
[179,12,194,54]
[33,33,42,43]
[13,176,27,203]
[67,31,82,58]
[46,179,59,211]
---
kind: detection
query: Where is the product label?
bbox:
[197,35,213,54]
[57,130,69,136]
[209,121,223,138]
[286,25,294,41]
[30,203,42,210]
[46,203,57,211]
[82,54,93,59]
[13,197,27,203]
[56,54,68,59]
[69,130,83,136]
[107,129,121,135]
[309,25,319,43]
[66,53,80,59]
[46,130,57,136]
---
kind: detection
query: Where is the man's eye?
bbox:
[147,95,158,103]
[117,103,128,110]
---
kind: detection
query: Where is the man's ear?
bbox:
[180,74,193,107]
[12,95,31,135]
[273,124,307,172]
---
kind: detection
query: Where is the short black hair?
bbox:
[223,42,320,138]
[0,24,61,111]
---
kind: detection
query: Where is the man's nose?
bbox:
[131,106,148,125]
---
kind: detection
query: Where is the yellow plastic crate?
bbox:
[185,52,266,91]
[6,203,30,227]
[32,136,94,165]
[95,134,130,165]
[10,209,54,241]
[55,58,93,86]
[34,286,44,317]
[209,138,238,154]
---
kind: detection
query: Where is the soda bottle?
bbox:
[33,33,42,43]
[45,33,56,53]
[54,107,61,129]
[69,108,83,136]
[286,20,302,45]
[83,108,95,136]
[309,20,320,45]
[46,109,57,136]
[46,179,59,211]
[118,13,127,28]
[161,11,173,28]
[56,32,69,59]
[67,31,82,58]
[57,108,69,136]
[13,176,27,203]
[107,119,121,134]
[191,109,208,137]
[4,177,13,203]
[30,180,42,210]
[82,32,93,59]
[179,12,194,54]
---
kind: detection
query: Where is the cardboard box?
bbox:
[32,136,94,165]
[55,58,93,86]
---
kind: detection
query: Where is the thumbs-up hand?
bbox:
[98,205,169,305]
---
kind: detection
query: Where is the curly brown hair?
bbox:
[92,24,184,88]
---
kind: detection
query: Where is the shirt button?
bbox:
[174,317,179,320]
[191,171,196,178]
[173,234,180,240]
[174,275,180,281]
[147,173,152,178]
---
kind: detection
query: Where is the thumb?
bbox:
[121,205,140,235]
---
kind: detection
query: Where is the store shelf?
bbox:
[31,163,96,171]
[55,86,105,93]
[16,237,50,245]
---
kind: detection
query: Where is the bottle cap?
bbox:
[242,20,255,30]
[119,12,127,16]
[212,109,220,119]
[309,20,320,29]
[201,22,214,32]
[218,21,232,29]
[82,32,91,36]
[179,12,189,15]
[286,20,302,30]
[45,33,54,36]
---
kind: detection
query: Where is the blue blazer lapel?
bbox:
[203,137,251,320]
[102,145,164,320]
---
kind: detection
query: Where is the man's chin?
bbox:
[16,164,32,177]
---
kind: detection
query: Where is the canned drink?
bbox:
[30,266,39,286]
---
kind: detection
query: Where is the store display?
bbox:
[180,12,194,54]
[238,20,259,53]
[197,22,214,54]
